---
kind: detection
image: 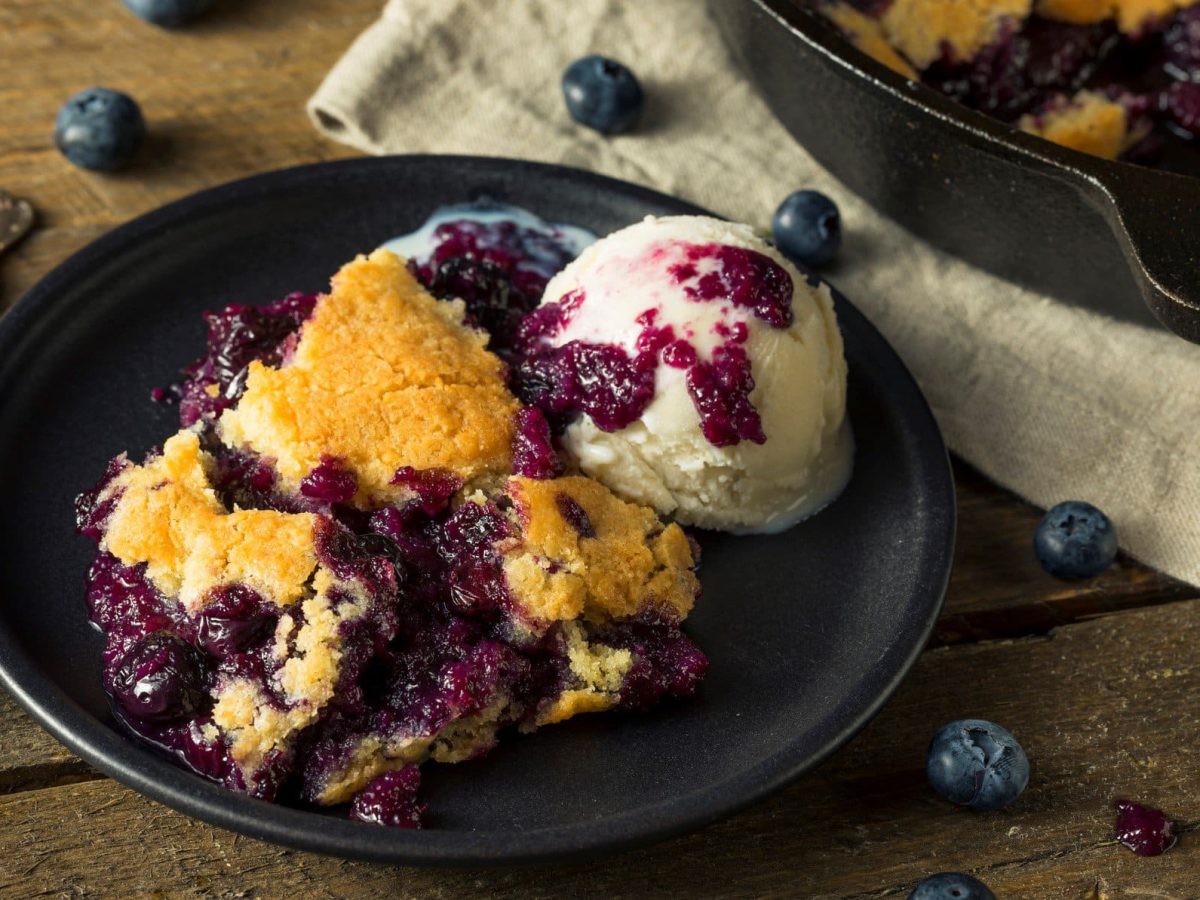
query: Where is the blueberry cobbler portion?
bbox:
[76,241,706,827]
[817,0,1200,171]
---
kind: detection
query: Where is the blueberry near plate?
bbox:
[0,156,954,865]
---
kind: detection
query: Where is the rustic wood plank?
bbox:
[0,691,95,795]
[2,600,1197,897]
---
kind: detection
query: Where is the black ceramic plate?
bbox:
[0,156,953,866]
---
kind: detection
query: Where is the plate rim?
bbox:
[0,154,955,866]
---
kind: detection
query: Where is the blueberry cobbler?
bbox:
[76,237,709,826]
[816,0,1200,170]
[75,203,853,827]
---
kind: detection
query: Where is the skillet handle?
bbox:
[1088,167,1200,342]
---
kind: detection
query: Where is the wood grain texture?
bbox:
[2,601,1198,898]
[0,691,95,795]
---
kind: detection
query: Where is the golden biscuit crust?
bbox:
[880,0,1032,68]
[821,2,920,78]
[100,431,319,611]
[502,475,699,626]
[219,250,519,500]
[1018,90,1139,159]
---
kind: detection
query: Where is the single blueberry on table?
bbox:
[1034,500,1117,579]
[54,87,146,172]
[561,55,645,134]
[772,190,841,268]
[122,0,215,27]
[927,719,1029,811]
[908,872,996,900]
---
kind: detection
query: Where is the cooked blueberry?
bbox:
[927,719,1029,811]
[908,872,996,900]
[122,0,214,27]
[1034,500,1117,579]
[300,455,358,504]
[110,632,207,722]
[54,88,145,172]
[1115,799,1179,856]
[349,766,426,828]
[561,55,645,135]
[555,493,596,538]
[772,190,841,268]
[197,585,275,655]
[511,406,563,479]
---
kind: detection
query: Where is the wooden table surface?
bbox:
[2,2,1199,896]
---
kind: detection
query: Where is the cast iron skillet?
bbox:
[711,0,1200,341]
[0,156,953,865]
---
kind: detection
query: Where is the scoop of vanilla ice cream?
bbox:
[535,215,852,533]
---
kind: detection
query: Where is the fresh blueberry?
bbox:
[927,719,1029,811]
[1034,500,1117,579]
[54,88,146,172]
[109,632,208,722]
[562,55,645,135]
[122,0,215,27]
[772,190,842,268]
[908,872,996,900]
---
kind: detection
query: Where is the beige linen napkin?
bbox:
[309,0,1200,586]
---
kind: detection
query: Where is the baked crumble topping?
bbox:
[1018,89,1142,157]
[219,250,519,500]
[878,0,1032,68]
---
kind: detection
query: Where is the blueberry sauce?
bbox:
[300,455,359,505]
[511,407,563,479]
[515,340,660,433]
[515,241,790,448]
[196,585,278,657]
[1115,799,1179,856]
[350,767,426,828]
[668,242,794,329]
[385,201,595,306]
[109,631,209,723]
[686,342,766,446]
[389,466,462,517]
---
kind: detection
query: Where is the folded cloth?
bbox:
[309,0,1200,587]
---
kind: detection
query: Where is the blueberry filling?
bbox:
[555,493,596,538]
[350,767,426,828]
[300,455,359,505]
[109,631,210,723]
